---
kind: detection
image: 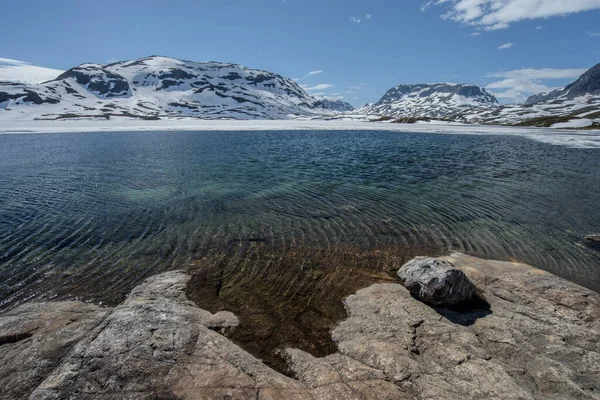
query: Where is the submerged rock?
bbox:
[397,257,476,305]
[584,234,600,242]
[1,253,599,399]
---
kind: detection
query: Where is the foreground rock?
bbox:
[397,257,476,305]
[1,253,599,399]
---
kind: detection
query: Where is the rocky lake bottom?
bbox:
[1,129,599,373]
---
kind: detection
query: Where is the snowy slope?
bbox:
[357,83,499,119]
[0,57,63,84]
[0,56,353,121]
[460,93,600,126]
[353,65,600,128]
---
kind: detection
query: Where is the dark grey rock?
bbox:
[397,257,476,305]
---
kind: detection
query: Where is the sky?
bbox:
[1,0,599,106]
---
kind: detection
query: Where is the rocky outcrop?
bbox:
[1,253,599,399]
[397,257,476,305]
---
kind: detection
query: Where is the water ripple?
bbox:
[0,130,599,310]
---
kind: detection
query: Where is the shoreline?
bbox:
[0,119,599,148]
[1,252,598,399]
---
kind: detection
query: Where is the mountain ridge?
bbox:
[358,83,499,120]
[0,56,354,121]
[352,63,600,128]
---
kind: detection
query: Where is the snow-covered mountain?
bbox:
[358,83,499,119]
[460,63,600,127]
[350,66,600,128]
[313,96,355,112]
[0,56,353,121]
[525,63,600,105]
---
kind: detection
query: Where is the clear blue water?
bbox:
[1,130,599,310]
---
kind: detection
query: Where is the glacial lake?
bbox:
[1,130,600,311]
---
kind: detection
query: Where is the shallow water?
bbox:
[1,130,599,311]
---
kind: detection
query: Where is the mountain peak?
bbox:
[525,63,600,105]
[0,56,353,120]
[362,82,498,119]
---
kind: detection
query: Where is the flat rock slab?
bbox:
[1,253,599,399]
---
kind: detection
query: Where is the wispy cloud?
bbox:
[498,42,514,49]
[301,83,334,91]
[590,31,600,36]
[467,32,481,37]
[536,25,543,30]
[0,57,63,84]
[295,70,324,82]
[422,0,600,30]
[485,67,587,103]
[350,16,361,23]
[366,14,372,19]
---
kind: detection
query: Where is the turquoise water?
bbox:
[0,130,599,309]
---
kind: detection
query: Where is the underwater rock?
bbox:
[584,234,600,242]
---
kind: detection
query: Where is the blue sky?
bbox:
[1,0,599,106]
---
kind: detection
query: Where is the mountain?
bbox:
[467,63,600,127]
[359,83,499,119]
[0,56,353,121]
[352,66,600,128]
[313,96,355,112]
[525,63,600,105]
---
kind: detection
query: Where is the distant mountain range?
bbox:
[0,56,353,121]
[1,56,599,129]
[352,63,600,128]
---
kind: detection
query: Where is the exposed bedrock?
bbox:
[0,253,599,399]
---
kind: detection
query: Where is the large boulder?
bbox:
[397,257,476,305]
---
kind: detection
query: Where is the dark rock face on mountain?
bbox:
[0,56,352,120]
[525,63,600,105]
[1,253,598,399]
[565,63,600,94]
[361,83,499,119]
[56,65,131,98]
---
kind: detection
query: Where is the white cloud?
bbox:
[0,57,63,84]
[590,31,600,36]
[468,31,482,36]
[301,83,334,91]
[489,68,588,80]
[498,42,514,49]
[306,70,323,77]
[295,70,324,82]
[536,25,543,29]
[423,0,600,30]
[485,67,587,103]
[366,14,372,19]
[350,16,361,23]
